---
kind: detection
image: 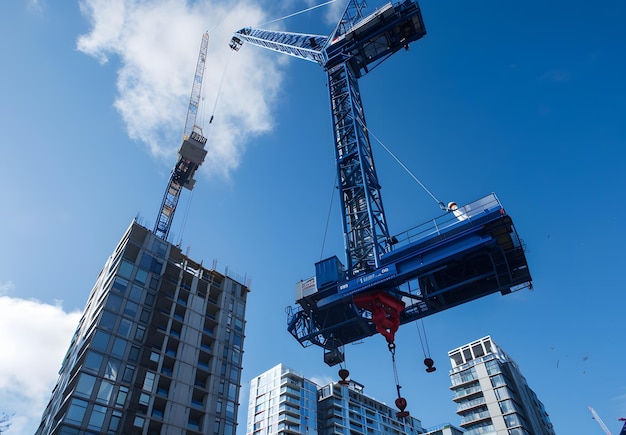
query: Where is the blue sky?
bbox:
[1,0,625,434]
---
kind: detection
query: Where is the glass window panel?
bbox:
[128,346,140,362]
[124,301,138,318]
[66,398,88,425]
[118,260,134,279]
[118,319,132,338]
[87,405,107,430]
[97,381,114,404]
[129,285,143,302]
[108,412,121,433]
[228,383,237,401]
[112,277,129,294]
[105,293,123,312]
[104,359,120,381]
[140,309,151,324]
[143,372,156,391]
[226,401,235,419]
[139,392,150,405]
[145,292,156,306]
[150,351,160,363]
[83,351,103,373]
[75,373,96,398]
[133,416,145,428]
[140,254,153,270]
[92,330,110,352]
[135,269,148,285]
[111,337,127,357]
[135,325,146,341]
[100,311,116,331]
[115,386,129,407]
[149,277,159,290]
[123,365,135,383]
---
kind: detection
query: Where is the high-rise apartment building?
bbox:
[247,364,319,434]
[36,220,249,435]
[247,364,426,435]
[448,336,554,435]
[422,424,464,435]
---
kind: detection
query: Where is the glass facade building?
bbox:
[247,364,426,435]
[36,221,249,435]
[448,336,554,435]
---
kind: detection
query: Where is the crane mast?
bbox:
[154,32,209,241]
[231,0,532,367]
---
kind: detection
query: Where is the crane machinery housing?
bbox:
[230,0,532,369]
[154,32,209,241]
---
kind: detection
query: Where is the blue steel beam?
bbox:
[230,28,327,65]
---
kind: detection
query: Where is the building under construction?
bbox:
[36,32,250,435]
[36,221,249,434]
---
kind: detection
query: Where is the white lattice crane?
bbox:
[154,32,209,240]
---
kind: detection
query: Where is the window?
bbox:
[128,346,140,362]
[83,351,103,373]
[124,301,138,318]
[151,239,167,257]
[97,381,114,404]
[75,373,96,398]
[65,398,88,425]
[92,330,110,352]
[135,269,148,285]
[145,292,156,306]
[87,405,107,430]
[228,383,237,401]
[117,320,131,338]
[491,374,506,387]
[136,309,149,324]
[226,401,235,419]
[504,413,522,428]
[112,277,129,293]
[100,311,116,331]
[139,392,150,406]
[104,359,120,381]
[133,416,145,428]
[135,325,146,341]
[129,285,144,302]
[108,410,122,433]
[111,337,126,357]
[143,372,156,392]
[123,365,135,383]
[105,293,123,312]
[118,260,134,279]
[150,351,160,363]
[115,387,129,407]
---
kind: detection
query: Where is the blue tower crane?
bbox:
[154,32,209,241]
[231,0,532,368]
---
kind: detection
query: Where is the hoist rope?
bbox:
[257,0,338,27]
[176,187,195,247]
[415,318,432,358]
[207,51,232,128]
[388,343,402,398]
[320,172,338,261]
[367,128,447,210]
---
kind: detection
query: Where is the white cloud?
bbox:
[76,0,284,180]
[0,281,15,296]
[0,297,82,434]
